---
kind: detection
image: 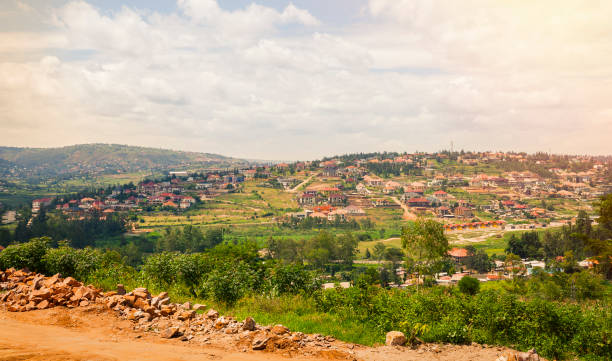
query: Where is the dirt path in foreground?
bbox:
[0,305,517,361]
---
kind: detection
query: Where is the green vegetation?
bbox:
[1,238,610,360]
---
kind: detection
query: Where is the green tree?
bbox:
[401,218,449,291]
[373,243,387,261]
[458,276,480,295]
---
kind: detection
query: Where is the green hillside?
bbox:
[0,144,251,177]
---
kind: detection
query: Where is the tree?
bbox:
[458,276,480,295]
[384,247,405,264]
[336,233,358,265]
[373,243,387,261]
[401,218,449,291]
[364,248,371,259]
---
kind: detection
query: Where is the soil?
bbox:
[0,305,516,361]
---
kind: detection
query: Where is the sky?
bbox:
[1,0,611,160]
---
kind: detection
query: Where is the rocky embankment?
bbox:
[0,268,354,358]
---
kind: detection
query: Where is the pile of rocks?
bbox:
[0,268,349,357]
[0,268,102,312]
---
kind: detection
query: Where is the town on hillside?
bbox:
[2,150,609,287]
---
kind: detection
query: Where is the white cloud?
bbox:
[0,0,611,159]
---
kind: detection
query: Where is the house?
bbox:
[328,209,347,221]
[454,206,473,218]
[163,201,178,208]
[405,197,430,207]
[244,169,257,179]
[409,182,426,192]
[383,181,402,194]
[436,206,452,217]
[433,190,448,199]
[363,175,383,187]
[322,166,338,177]
[298,193,317,206]
[448,248,469,262]
[32,198,52,213]
[371,198,392,207]
[328,193,347,206]
[2,210,16,224]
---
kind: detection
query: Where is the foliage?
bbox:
[0,237,49,272]
[458,276,480,295]
[401,218,449,288]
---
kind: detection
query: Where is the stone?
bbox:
[177,310,195,321]
[36,299,50,309]
[30,288,51,300]
[63,277,81,287]
[243,316,256,331]
[214,317,229,330]
[271,324,289,335]
[134,297,150,310]
[42,274,61,288]
[79,300,90,307]
[158,297,170,306]
[385,331,407,346]
[160,326,180,339]
[124,295,136,306]
[133,290,149,299]
[252,334,271,350]
[192,303,206,311]
[181,302,191,310]
[150,297,160,308]
[157,291,168,299]
[116,284,126,295]
[206,309,219,320]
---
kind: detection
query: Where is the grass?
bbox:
[357,237,402,257]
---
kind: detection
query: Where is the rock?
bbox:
[30,288,51,300]
[124,295,136,306]
[192,303,206,311]
[63,277,81,287]
[243,316,256,331]
[177,310,195,321]
[157,292,168,299]
[385,331,407,346]
[181,302,191,310]
[36,299,50,309]
[158,297,170,306]
[214,317,229,330]
[134,297,150,310]
[206,309,219,320]
[252,334,271,350]
[79,300,90,307]
[116,284,126,295]
[271,324,289,335]
[160,326,180,339]
[150,297,160,308]
[42,274,61,288]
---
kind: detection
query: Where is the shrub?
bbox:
[0,237,49,273]
[458,276,480,295]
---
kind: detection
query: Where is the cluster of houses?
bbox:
[286,151,610,227]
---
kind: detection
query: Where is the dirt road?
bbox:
[0,305,517,361]
[390,196,417,220]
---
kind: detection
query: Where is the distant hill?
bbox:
[0,144,252,178]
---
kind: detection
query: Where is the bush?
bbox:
[43,244,104,281]
[458,276,480,295]
[0,237,49,273]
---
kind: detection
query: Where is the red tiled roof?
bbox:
[448,248,469,258]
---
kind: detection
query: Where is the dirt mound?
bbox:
[0,268,540,361]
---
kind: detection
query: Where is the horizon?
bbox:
[2,1,612,159]
[1,142,611,163]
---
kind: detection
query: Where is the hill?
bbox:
[0,144,252,178]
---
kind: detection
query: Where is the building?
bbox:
[32,198,52,213]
